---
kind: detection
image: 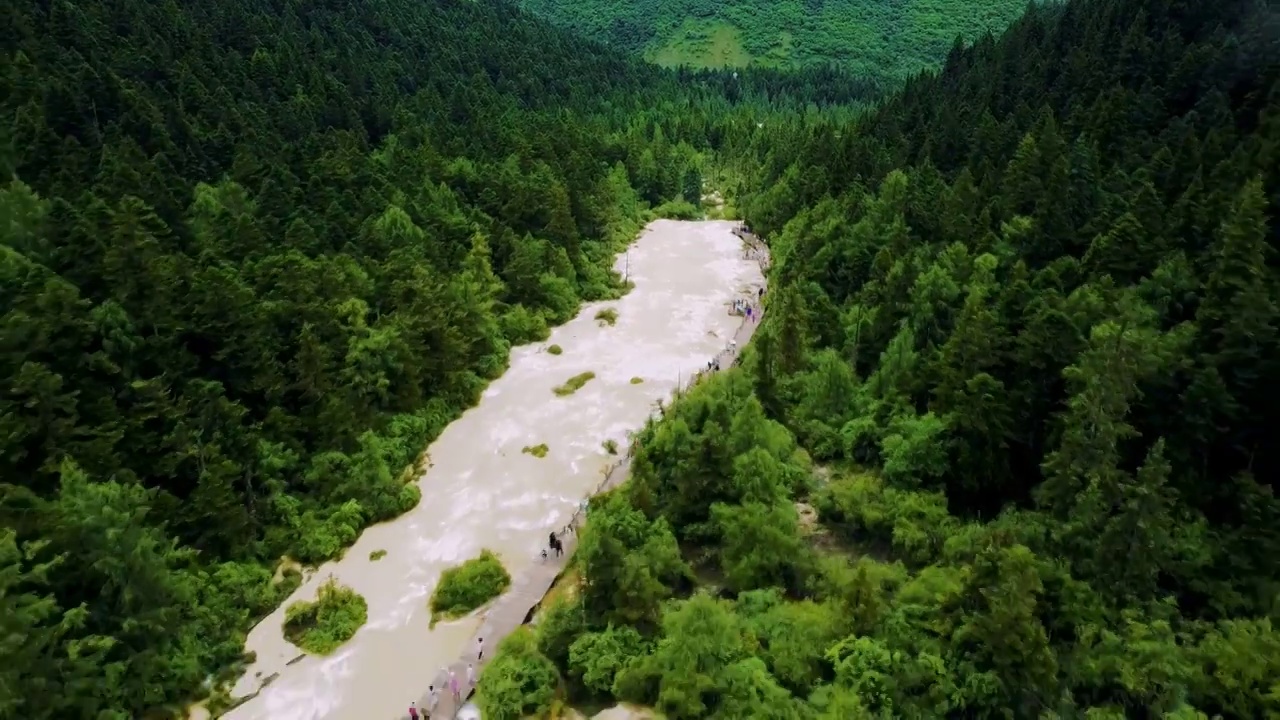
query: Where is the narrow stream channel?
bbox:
[224,219,764,720]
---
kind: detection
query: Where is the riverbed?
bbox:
[224,219,764,720]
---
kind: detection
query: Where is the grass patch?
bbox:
[522,443,550,458]
[547,344,563,355]
[647,18,754,69]
[369,549,387,561]
[594,308,618,326]
[430,549,512,626]
[603,439,619,455]
[282,578,368,655]
[553,371,596,397]
[630,376,644,384]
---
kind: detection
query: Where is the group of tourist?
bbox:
[408,638,486,718]
[696,285,765,383]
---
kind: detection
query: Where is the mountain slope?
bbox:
[519,0,1031,78]
[476,0,1280,718]
[0,0,737,715]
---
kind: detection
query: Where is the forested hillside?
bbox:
[7,0,1280,716]
[479,0,1280,718]
[520,0,1030,78]
[0,0,876,716]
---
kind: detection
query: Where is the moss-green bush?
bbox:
[369,549,387,561]
[430,549,512,625]
[603,439,619,455]
[553,371,596,397]
[522,443,550,458]
[630,376,644,384]
[283,579,368,655]
[652,198,701,219]
[594,307,619,326]
[547,344,563,355]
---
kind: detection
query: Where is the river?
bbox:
[223,219,764,720]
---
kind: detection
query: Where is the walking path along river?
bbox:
[223,219,768,720]
[419,228,770,720]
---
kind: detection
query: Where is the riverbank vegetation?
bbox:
[554,372,598,397]
[283,579,369,655]
[478,0,1280,717]
[523,443,551,458]
[430,550,513,625]
[477,628,561,719]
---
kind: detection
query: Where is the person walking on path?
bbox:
[409,702,419,720]
[449,669,460,703]
[477,637,485,661]
[427,685,438,719]
[467,663,476,693]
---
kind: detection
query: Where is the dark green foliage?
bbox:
[0,0,746,713]
[429,550,513,623]
[6,0,1279,716]
[499,1,1280,720]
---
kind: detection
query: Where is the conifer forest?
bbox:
[2,0,1280,718]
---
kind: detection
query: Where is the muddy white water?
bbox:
[224,219,763,720]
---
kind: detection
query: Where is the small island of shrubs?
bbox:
[547,344,563,355]
[283,578,368,655]
[594,308,618,326]
[553,371,596,396]
[429,549,512,626]
[522,443,549,458]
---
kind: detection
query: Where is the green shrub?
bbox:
[630,376,644,384]
[500,304,550,344]
[547,344,563,355]
[603,439,619,455]
[282,579,368,655]
[594,307,618,326]
[430,549,512,625]
[522,443,549,458]
[369,549,387,561]
[553,371,596,397]
[477,628,558,720]
[652,198,702,219]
